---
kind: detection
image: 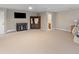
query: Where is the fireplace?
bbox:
[16,23,27,31]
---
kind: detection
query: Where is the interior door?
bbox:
[0,10,4,34]
[30,16,41,29]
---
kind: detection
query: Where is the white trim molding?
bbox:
[54,28,71,32]
[7,29,16,33]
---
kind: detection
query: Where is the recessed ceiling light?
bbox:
[28,6,32,10]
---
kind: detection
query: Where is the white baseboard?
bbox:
[55,28,71,32]
[41,28,70,32]
[7,29,16,33]
[7,28,70,33]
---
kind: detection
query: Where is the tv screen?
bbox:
[14,12,26,18]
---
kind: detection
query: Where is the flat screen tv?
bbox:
[14,12,26,18]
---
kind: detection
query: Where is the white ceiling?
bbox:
[0,4,79,12]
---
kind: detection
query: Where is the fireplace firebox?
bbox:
[16,23,27,31]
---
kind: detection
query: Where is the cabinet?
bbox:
[30,16,41,29]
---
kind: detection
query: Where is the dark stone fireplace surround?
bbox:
[16,23,28,31]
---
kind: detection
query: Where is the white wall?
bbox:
[6,10,57,32]
[40,10,79,32]
[56,9,79,32]
[39,12,57,31]
[39,12,48,31]
[0,9,5,34]
[6,9,38,32]
[52,12,57,29]
[4,8,79,33]
[0,8,7,34]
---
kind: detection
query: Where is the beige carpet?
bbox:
[0,29,79,54]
